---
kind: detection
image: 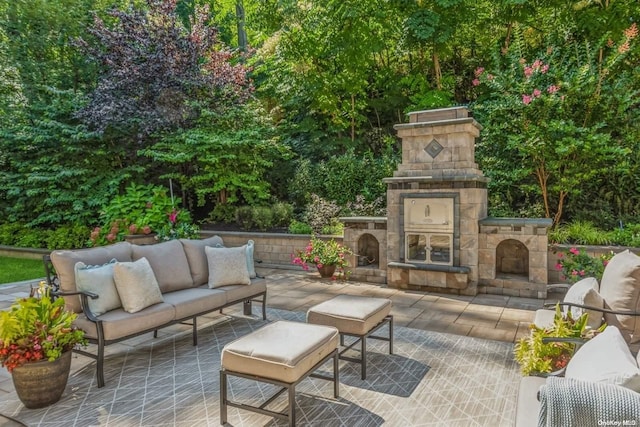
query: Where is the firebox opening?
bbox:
[357,233,379,268]
[495,239,529,280]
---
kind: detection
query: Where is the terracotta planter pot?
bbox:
[317,264,336,278]
[11,350,72,409]
[124,233,157,245]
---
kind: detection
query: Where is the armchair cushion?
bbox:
[565,326,640,392]
[599,249,640,343]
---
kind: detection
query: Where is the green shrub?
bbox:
[303,194,341,234]
[251,206,274,231]
[321,222,344,235]
[235,206,254,230]
[207,204,237,223]
[288,220,313,235]
[0,223,25,246]
[45,224,91,249]
[550,221,612,245]
[272,202,294,227]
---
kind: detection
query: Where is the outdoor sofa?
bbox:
[46,236,266,388]
[516,249,640,426]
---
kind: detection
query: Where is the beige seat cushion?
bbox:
[180,236,225,286]
[132,239,193,293]
[515,376,545,427]
[73,303,175,341]
[307,295,392,335]
[533,308,555,329]
[162,288,227,320]
[214,278,267,304]
[221,320,339,383]
[50,242,133,313]
[599,250,640,343]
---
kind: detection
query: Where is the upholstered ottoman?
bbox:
[220,320,340,426]
[307,295,393,380]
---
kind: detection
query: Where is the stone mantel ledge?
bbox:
[388,262,471,274]
[339,216,388,224]
[394,117,482,131]
[383,174,489,184]
[479,217,553,228]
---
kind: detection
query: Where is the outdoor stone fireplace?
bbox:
[342,106,553,298]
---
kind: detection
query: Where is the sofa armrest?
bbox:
[54,290,101,322]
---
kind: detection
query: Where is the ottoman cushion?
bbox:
[307,295,392,335]
[221,320,339,383]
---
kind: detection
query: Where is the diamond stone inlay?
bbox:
[424,138,443,158]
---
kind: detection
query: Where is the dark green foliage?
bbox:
[0,222,89,250]
[271,203,294,228]
[235,206,254,230]
[287,220,313,235]
[251,207,274,231]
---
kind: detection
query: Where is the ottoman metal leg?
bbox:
[220,370,228,425]
[338,315,394,380]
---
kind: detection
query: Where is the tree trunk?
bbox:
[236,0,247,51]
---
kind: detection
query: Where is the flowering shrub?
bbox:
[292,235,353,279]
[555,247,613,284]
[0,282,86,372]
[472,23,638,225]
[90,183,199,245]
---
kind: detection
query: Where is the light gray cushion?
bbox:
[563,277,604,330]
[74,259,122,316]
[599,250,640,343]
[565,326,640,392]
[132,239,193,293]
[307,295,392,335]
[180,236,225,286]
[73,304,175,341]
[205,245,251,288]
[221,320,339,383]
[162,288,227,319]
[49,242,133,312]
[113,257,164,313]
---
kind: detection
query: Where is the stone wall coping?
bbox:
[388,261,470,274]
[383,174,488,184]
[339,216,388,223]
[394,117,482,131]
[479,217,553,228]
[200,230,341,239]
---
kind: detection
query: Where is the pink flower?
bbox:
[541,64,549,74]
[474,67,484,77]
[571,270,578,276]
[524,67,533,78]
[569,247,580,255]
[522,94,533,105]
[555,263,563,271]
[142,226,152,235]
[128,224,138,234]
[168,209,179,224]
[106,233,116,242]
[472,78,480,86]
[302,264,309,271]
[547,85,559,94]
[487,74,494,80]
[532,59,542,69]
[558,253,564,258]
[316,263,323,268]
[579,270,585,276]
[532,89,541,97]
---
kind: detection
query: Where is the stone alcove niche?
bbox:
[495,239,529,279]
[357,233,379,268]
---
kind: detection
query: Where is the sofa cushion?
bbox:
[563,277,604,330]
[74,259,122,316]
[73,303,175,341]
[162,288,227,319]
[132,239,193,293]
[565,326,640,392]
[113,257,164,314]
[598,250,640,343]
[50,242,133,313]
[205,245,251,288]
[214,278,267,304]
[180,236,225,286]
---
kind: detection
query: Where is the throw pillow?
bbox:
[132,239,193,293]
[562,277,604,330]
[180,235,225,286]
[565,326,640,392]
[598,249,640,343]
[74,259,122,316]
[205,245,251,288]
[246,240,256,279]
[113,257,164,313]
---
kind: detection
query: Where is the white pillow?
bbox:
[563,277,604,330]
[113,257,164,313]
[205,246,251,288]
[74,259,121,316]
[565,326,640,392]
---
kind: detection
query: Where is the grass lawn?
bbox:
[0,256,46,284]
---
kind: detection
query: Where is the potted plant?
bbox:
[0,282,86,408]
[292,235,353,279]
[554,247,613,284]
[514,304,604,376]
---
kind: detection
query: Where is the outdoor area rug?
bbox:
[0,309,520,426]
